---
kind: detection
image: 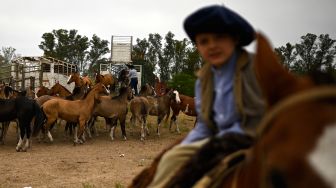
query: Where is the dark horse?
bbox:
[129,34,336,188]
[0,96,45,151]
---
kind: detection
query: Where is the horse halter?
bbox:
[256,86,336,188]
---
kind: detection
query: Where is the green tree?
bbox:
[171,38,189,75]
[132,38,155,85]
[87,34,110,74]
[39,29,109,73]
[184,44,202,74]
[159,31,175,81]
[168,73,197,97]
[0,54,5,64]
[147,33,162,78]
[274,43,296,70]
[1,46,17,64]
[275,33,336,74]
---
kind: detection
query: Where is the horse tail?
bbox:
[32,102,46,137]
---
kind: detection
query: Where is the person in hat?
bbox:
[128,64,138,95]
[148,5,265,187]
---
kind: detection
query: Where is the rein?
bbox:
[256,86,336,138]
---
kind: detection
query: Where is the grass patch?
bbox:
[82,182,96,188]
[115,182,124,188]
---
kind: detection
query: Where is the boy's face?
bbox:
[195,33,237,68]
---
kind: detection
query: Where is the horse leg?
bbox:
[16,120,26,152]
[45,118,57,143]
[120,118,127,141]
[174,115,180,134]
[0,121,10,145]
[169,115,176,132]
[74,120,85,144]
[157,115,163,137]
[140,115,146,141]
[130,115,135,136]
[85,120,92,139]
[92,116,99,137]
[143,115,150,136]
[22,122,32,152]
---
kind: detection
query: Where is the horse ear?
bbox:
[254,33,313,106]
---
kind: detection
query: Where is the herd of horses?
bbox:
[0,71,196,150]
[1,34,335,187]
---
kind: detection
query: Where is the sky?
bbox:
[0,0,335,57]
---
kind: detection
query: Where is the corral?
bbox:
[0,56,77,92]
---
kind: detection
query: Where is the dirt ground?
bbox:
[0,114,195,188]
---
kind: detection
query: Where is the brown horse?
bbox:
[154,76,168,97]
[41,83,109,144]
[139,83,156,97]
[36,86,50,97]
[129,33,336,188]
[129,96,150,140]
[88,86,133,140]
[169,92,196,133]
[67,72,92,88]
[48,82,72,97]
[146,89,180,136]
[95,72,118,92]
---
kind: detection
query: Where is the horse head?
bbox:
[248,33,336,188]
[67,72,81,86]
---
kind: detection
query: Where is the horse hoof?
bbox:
[16,147,21,152]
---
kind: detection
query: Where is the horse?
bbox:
[118,68,130,87]
[35,83,90,140]
[88,86,133,140]
[25,86,36,99]
[41,83,109,144]
[95,72,118,92]
[36,86,50,97]
[139,83,156,97]
[129,96,151,140]
[154,76,168,97]
[129,33,336,188]
[0,96,45,151]
[169,92,196,133]
[1,85,27,99]
[145,89,181,137]
[67,72,92,89]
[48,82,72,97]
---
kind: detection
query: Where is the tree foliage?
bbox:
[0,46,17,64]
[39,29,108,74]
[168,73,197,97]
[87,34,110,73]
[132,31,202,88]
[275,33,336,75]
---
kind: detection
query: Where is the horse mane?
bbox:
[81,87,92,99]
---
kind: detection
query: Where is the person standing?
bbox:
[128,64,138,95]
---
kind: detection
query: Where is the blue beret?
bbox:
[183,5,255,46]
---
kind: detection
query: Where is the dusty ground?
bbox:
[0,114,195,188]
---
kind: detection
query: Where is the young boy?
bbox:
[148,5,265,187]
